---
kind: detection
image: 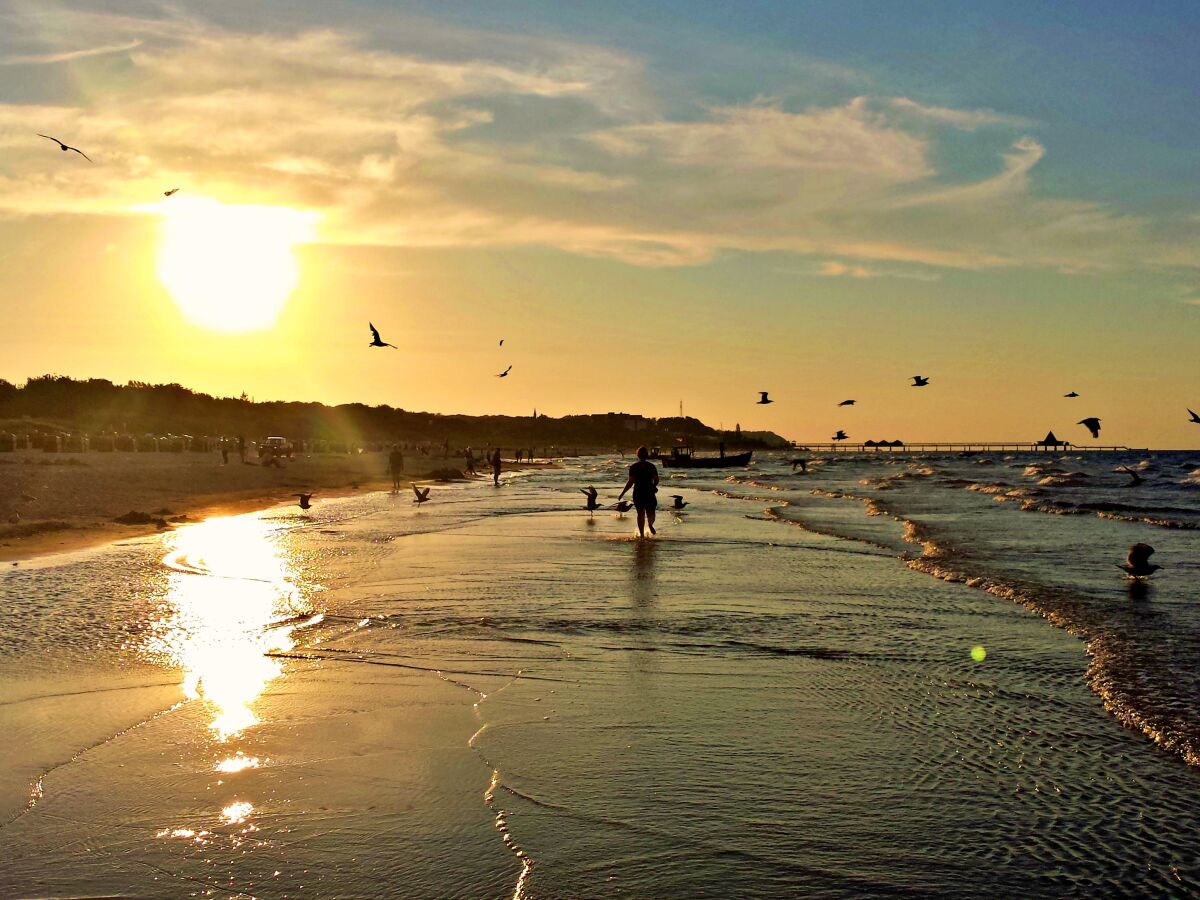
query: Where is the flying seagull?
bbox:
[163,188,179,197]
[368,322,396,348]
[296,493,314,510]
[838,400,856,406]
[499,339,504,347]
[1188,408,1200,424]
[832,430,849,441]
[1078,417,1101,439]
[757,391,773,405]
[37,134,91,161]
[412,483,430,505]
[1064,391,1079,398]
[1116,465,1143,487]
[1118,543,1159,578]
[670,495,688,510]
[496,365,512,378]
[911,375,930,387]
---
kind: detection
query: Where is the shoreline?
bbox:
[1,452,556,564]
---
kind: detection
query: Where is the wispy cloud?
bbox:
[887,96,1031,130]
[813,260,943,281]
[1,39,143,65]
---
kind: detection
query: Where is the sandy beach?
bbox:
[0,449,546,561]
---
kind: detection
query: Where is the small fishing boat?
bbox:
[652,445,753,468]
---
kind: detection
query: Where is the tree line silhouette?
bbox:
[0,375,781,450]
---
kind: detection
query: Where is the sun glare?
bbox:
[155,198,316,332]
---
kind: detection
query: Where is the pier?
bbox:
[789,442,1145,454]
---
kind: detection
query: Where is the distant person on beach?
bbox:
[389,445,404,491]
[237,434,246,464]
[465,447,477,476]
[618,446,659,538]
[491,448,502,485]
[220,440,229,465]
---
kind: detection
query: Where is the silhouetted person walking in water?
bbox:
[237,434,246,464]
[389,445,404,491]
[220,440,229,465]
[465,447,477,476]
[618,446,659,538]
[491,448,502,486]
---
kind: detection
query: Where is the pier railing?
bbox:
[788,442,1144,454]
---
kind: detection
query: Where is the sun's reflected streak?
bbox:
[147,515,308,740]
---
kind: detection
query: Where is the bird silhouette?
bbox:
[669,495,688,510]
[838,400,856,406]
[38,134,91,161]
[163,188,179,197]
[581,486,601,515]
[790,458,807,473]
[757,391,773,404]
[1116,465,1143,487]
[832,430,849,441]
[368,322,396,348]
[499,339,504,347]
[1118,543,1159,578]
[412,483,430,505]
[1188,408,1200,424]
[911,375,930,387]
[496,365,512,378]
[1078,417,1101,439]
[1064,391,1079,398]
[296,493,314,510]
[612,500,633,516]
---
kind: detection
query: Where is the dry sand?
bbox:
[0,449,544,561]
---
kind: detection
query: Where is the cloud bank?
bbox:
[0,5,1196,279]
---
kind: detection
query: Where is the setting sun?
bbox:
[156,198,316,332]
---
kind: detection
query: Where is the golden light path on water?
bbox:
[149,514,313,740]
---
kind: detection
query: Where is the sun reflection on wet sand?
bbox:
[148,514,310,740]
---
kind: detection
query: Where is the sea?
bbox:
[1,450,1198,898]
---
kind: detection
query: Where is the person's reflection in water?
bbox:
[631,537,658,608]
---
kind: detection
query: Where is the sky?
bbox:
[0,0,1197,446]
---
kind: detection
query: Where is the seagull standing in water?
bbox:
[1078,417,1101,439]
[368,322,396,348]
[757,392,773,405]
[412,484,430,505]
[911,375,930,387]
[37,134,91,161]
[669,495,688,511]
[296,493,314,510]
[612,500,633,517]
[1118,543,1159,578]
[790,458,808,473]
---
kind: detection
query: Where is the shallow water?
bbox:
[1,455,1198,897]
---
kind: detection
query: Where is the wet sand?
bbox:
[0,450,545,561]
